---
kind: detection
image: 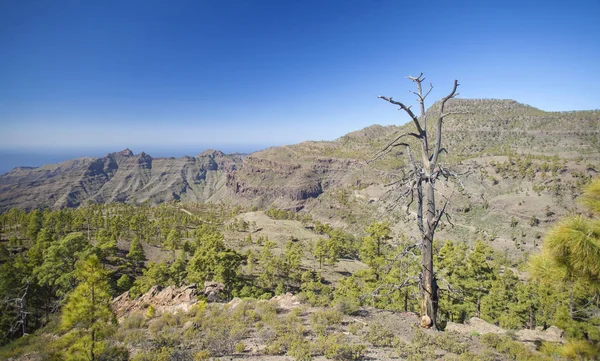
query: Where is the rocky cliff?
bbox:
[0,149,241,211]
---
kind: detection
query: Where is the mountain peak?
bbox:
[198,149,224,157]
[118,148,134,157]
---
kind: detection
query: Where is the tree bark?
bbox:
[421,179,437,328]
[378,74,458,330]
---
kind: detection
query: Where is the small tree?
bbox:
[61,255,115,361]
[127,236,146,265]
[360,222,392,281]
[165,228,182,260]
[378,73,459,328]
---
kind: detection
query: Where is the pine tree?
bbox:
[27,210,43,242]
[165,228,181,260]
[127,236,146,265]
[170,250,188,285]
[313,238,327,269]
[60,255,115,361]
[34,232,91,296]
[528,178,600,340]
[360,222,391,281]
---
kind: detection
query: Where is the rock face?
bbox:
[226,142,369,210]
[111,282,230,318]
[112,284,200,318]
[0,149,241,212]
[202,281,225,302]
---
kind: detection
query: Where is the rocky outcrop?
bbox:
[111,282,229,318]
[226,144,367,210]
[112,284,200,318]
[202,281,225,302]
[446,317,565,344]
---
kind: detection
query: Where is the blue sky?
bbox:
[0,0,599,155]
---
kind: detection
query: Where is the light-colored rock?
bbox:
[544,326,565,343]
[227,297,243,309]
[447,317,565,344]
[203,281,225,302]
[112,284,200,318]
[467,317,505,334]
[270,292,301,310]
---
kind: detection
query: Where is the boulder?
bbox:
[203,281,225,302]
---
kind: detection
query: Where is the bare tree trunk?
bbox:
[421,179,438,327]
[378,74,458,329]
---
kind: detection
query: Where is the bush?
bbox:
[481,333,500,348]
[122,312,147,329]
[332,296,359,315]
[365,323,397,347]
[348,322,363,335]
[310,309,343,336]
[560,340,599,360]
[98,345,129,361]
[435,331,468,354]
[315,333,365,360]
[288,338,313,361]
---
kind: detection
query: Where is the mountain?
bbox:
[0,148,242,211]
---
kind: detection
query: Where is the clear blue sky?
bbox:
[1,0,599,153]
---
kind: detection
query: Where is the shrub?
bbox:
[332,296,359,315]
[315,333,365,360]
[435,331,468,354]
[122,312,147,329]
[365,323,397,347]
[235,342,246,353]
[310,309,344,336]
[560,340,599,360]
[193,350,210,360]
[348,322,363,335]
[481,333,500,348]
[146,305,156,319]
[288,338,313,361]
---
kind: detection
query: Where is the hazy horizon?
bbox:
[0,143,273,175]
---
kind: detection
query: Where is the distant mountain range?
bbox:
[1,99,599,254]
[0,148,241,211]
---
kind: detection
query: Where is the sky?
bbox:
[0,0,599,168]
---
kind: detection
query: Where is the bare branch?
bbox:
[383,242,420,273]
[378,95,424,135]
[423,83,433,100]
[360,276,419,303]
[432,192,453,231]
[432,80,459,167]
[407,73,424,82]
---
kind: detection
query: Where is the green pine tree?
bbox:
[60,255,115,361]
[127,236,146,265]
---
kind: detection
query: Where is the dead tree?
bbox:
[377,73,458,329]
